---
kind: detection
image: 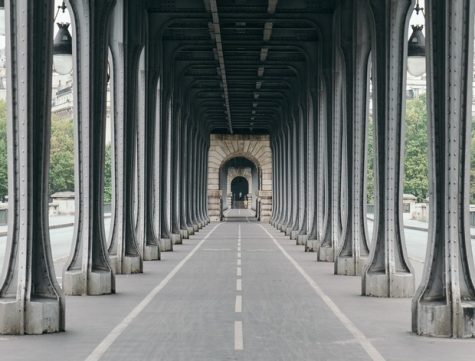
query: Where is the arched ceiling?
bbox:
[148,0,336,134]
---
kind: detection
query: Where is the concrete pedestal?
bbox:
[285,227,292,237]
[110,255,143,274]
[160,238,173,252]
[290,230,299,240]
[335,256,367,276]
[180,229,189,240]
[0,299,63,335]
[317,246,334,262]
[171,233,182,245]
[305,240,319,252]
[63,269,114,296]
[143,244,160,261]
[296,234,308,245]
[363,272,414,298]
[193,224,199,232]
[187,226,195,236]
[414,301,475,338]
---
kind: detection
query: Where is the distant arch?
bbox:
[207,134,272,222]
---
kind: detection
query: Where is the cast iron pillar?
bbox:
[335,0,371,276]
[0,0,65,334]
[362,0,415,296]
[108,0,143,273]
[296,104,308,244]
[170,102,183,244]
[136,41,160,261]
[180,108,192,238]
[412,0,475,337]
[159,93,174,250]
[285,118,299,237]
[63,0,116,294]
[318,26,341,261]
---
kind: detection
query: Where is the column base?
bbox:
[180,229,189,240]
[187,226,195,236]
[63,269,114,296]
[317,246,334,262]
[362,272,414,298]
[110,255,143,274]
[143,244,160,261]
[290,230,299,240]
[413,301,475,338]
[285,227,292,237]
[334,256,367,276]
[160,238,173,252]
[193,224,199,232]
[171,233,182,245]
[296,234,308,245]
[0,298,64,334]
[305,240,319,252]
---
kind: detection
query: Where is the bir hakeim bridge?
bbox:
[0,0,474,360]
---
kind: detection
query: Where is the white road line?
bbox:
[237,252,241,258]
[236,279,242,291]
[235,295,242,313]
[259,224,386,361]
[237,259,241,266]
[237,267,242,276]
[84,223,222,361]
[234,321,243,350]
[237,246,241,252]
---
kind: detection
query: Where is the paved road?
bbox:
[0,217,474,361]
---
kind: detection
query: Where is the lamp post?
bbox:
[407,0,426,77]
[53,2,73,75]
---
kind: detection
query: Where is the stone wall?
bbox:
[207,134,272,222]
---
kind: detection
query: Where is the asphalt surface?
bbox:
[0,211,474,360]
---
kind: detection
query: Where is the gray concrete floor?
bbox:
[0,213,474,360]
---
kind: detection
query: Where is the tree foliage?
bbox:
[367,94,429,203]
[0,99,7,200]
[403,94,429,202]
[104,143,113,203]
[49,115,75,195]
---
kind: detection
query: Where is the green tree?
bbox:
[49,116,75,194]
[104,143,113,203]
[403,94,429,201]
[0,99,7,200]
[366,115,375,204]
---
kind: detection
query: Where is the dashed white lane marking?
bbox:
[237,252,241,258]
[235,295,242,313]
[85,224,222,361]
[237,259,241,266]
[237,267,242,276]
[234,321,243,350]
[259,224,386,361]
[236,279,242,291]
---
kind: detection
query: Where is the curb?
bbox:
[367,216,475,240]
[0,215,111,238]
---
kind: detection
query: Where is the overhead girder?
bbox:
[146,9,324,133]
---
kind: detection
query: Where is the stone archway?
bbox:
[227,167,253,209]
[207,134,272,221]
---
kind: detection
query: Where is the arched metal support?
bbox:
[362,0,415,296]
[0,0,65,334]
[136,35,160,261]
[412,0,475,337]
[107,0,143,273]
[63,0,117,295]
[335,0,371,276]
[170,101,183,244]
